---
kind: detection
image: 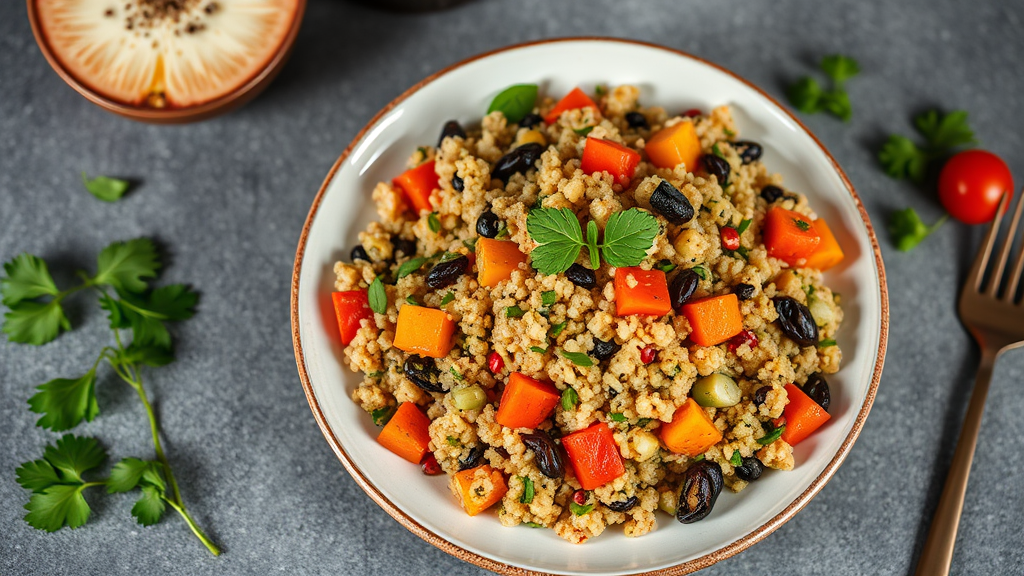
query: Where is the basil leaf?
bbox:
[487,84,538,125]
[368,277,386,314]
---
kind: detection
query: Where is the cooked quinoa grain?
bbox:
[334,84,844,542]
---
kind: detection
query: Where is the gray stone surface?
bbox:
[2,0,1023,574]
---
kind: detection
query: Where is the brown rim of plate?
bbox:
[25,0,307,124]
[290,37,889,576]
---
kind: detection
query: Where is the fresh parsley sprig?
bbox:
[889,208,947,252]
[878,110,976,182]
[3,239,218,555]
[526,207,659,276]
[787,54,860,121]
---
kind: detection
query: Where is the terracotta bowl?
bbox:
[292,38,889,575]
[26,0,306,124]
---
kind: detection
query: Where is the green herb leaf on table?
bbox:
[17,436,107,531]
[915,110,976,151]
[3,300,71,345]
[600,208,659,268]
[396,256,429,279]
[519,476,534,504]
[561,387,579,411]
[1,254,60,306]
[889,208,947,252]
[878,135,929,182]
[82,173,130,202]
[786,77,823,114]
[25,484,93,532]
[368,276,386,314]
[487,84,538,125]
[28,370,99,432]
[132,484,167,526]
[93,239,160,294]
[527,208,584,276]
[559,350,593,367]
[820,90,852,122]
[820,54,861,84]
[107,458,165,493]
[878,110,975,182]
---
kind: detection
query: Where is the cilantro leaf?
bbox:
[889,208,946,252]
[559,350,593,367]
[505,305,525,318]
[487,84,538,125]
[821,90,852,122]
[107,458,166,498]
[28,370,99,431]
[117,342,174,367]
[99,293,130,329]
[786,77,823,113]
[878,135,929,182]
[820,55,860,85]
[41,435,106,483]
[549,321,567,338]
[93,239,160,294]
[600,208,659,268]
[131,484,166,526]
[915,110,976,151]
[82,172,130,202]
[2,254,60,306]
[519,476,534,504]
[15,459,62,493]
[3,300,71,345]
[368,276,386,315]
[25,484,92,532]
[527,208,583,276]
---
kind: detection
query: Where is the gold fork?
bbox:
[914,189,1024,576]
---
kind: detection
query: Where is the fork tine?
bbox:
[985,191,1023,297]
[1003,188,1024,302]
[968,193,1008,293]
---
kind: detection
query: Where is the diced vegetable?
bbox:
[451,385,487,411]
[763,207,821,266]
[376,402,432,464]
[780,383,831,445]
[580,138,641,184]
[803,218,845,271]
[681,294,744,347]
[392,160,439,214]
[807,294,834,327]
[331,290,372,346]
[659,398,723,457]
[645,120,701,171]
[477,238,528,288]
[495,372,560,429]
[614,267,671,316]
[451,465,508,516]
[561,422,626,490]
[544,87,599,124]
[392,304,456,358]
[690,374,741,408]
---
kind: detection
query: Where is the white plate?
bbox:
[291,38,888,576]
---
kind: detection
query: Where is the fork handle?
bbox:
[913,347,999,576]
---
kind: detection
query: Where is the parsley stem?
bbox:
[80,481,106,489]
[108,328,217,555]
[164,497,221,556]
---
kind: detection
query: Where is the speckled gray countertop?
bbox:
[2,0,1023,574]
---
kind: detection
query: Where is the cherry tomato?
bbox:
[938,150,1014,224]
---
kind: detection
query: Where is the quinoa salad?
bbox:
[329,84,846,543]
